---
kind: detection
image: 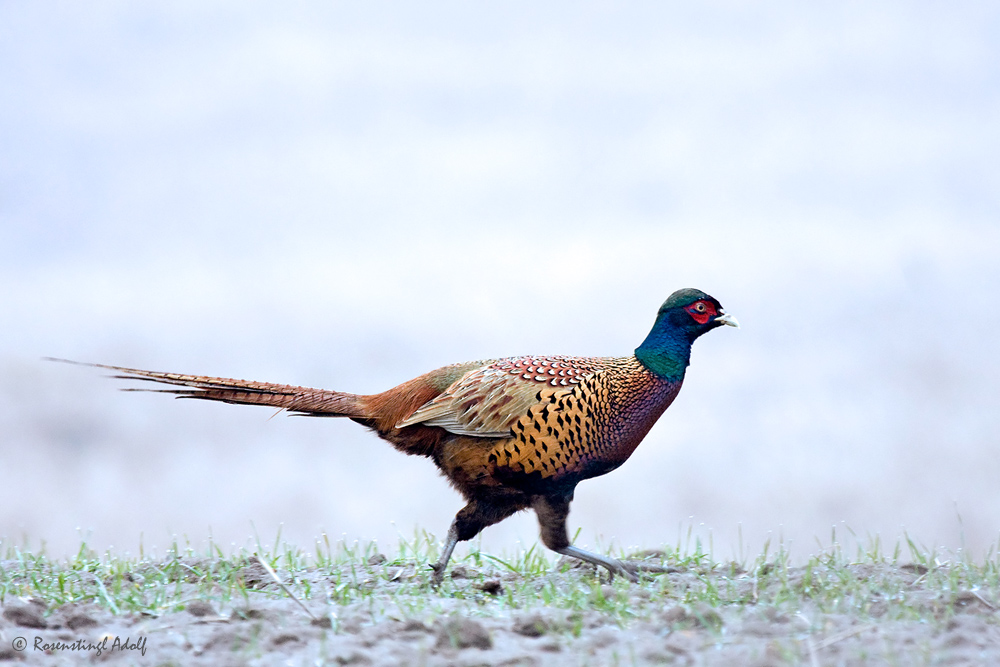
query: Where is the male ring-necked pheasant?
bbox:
[62,288,737,583]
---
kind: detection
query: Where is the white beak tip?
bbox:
[716,312,740,329]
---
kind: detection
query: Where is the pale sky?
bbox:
[2,3,999,562]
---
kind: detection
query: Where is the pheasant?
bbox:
[58,288,737,583]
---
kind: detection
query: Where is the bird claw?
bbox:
[605,559,679,583]
[556,546,652,584]
[624,560,684,582]
[608,560,640,584]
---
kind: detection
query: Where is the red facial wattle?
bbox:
[685,300,718,325]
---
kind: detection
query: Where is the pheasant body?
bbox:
[62,288,737,582]
[480,355,681,488]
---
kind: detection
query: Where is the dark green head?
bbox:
[634,288,738,379]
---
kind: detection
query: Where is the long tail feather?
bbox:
[46,358,367,418]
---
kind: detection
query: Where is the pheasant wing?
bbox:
[396,355,611,437]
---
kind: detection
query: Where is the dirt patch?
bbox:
[1,560,999,665]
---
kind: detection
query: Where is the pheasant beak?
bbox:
[715,312,740,328]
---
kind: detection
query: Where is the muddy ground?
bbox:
[2,559,999,666]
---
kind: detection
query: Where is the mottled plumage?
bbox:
[56,288,737,583]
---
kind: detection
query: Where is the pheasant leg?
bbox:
[429,524,459,586]
[430,496,524,585]
[532,493,640,583]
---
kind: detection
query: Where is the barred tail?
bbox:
[47,358,368,418]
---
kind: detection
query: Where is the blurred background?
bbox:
[2,3,998,564]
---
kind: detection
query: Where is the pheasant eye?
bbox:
[685,300,716,324]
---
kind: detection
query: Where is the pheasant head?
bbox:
[634,288,738,379]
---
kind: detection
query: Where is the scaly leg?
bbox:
[430,498,522,586]
[429,524,459,587]
[532,493,639,583]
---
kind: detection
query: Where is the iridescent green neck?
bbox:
[634,348,688,379]
[635,338,691,380]
[634,336,690,380]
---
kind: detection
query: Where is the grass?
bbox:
[2,527,999,633]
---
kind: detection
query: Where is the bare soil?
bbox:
[2,560,999,666]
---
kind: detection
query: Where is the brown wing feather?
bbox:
[396,356,611,437]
